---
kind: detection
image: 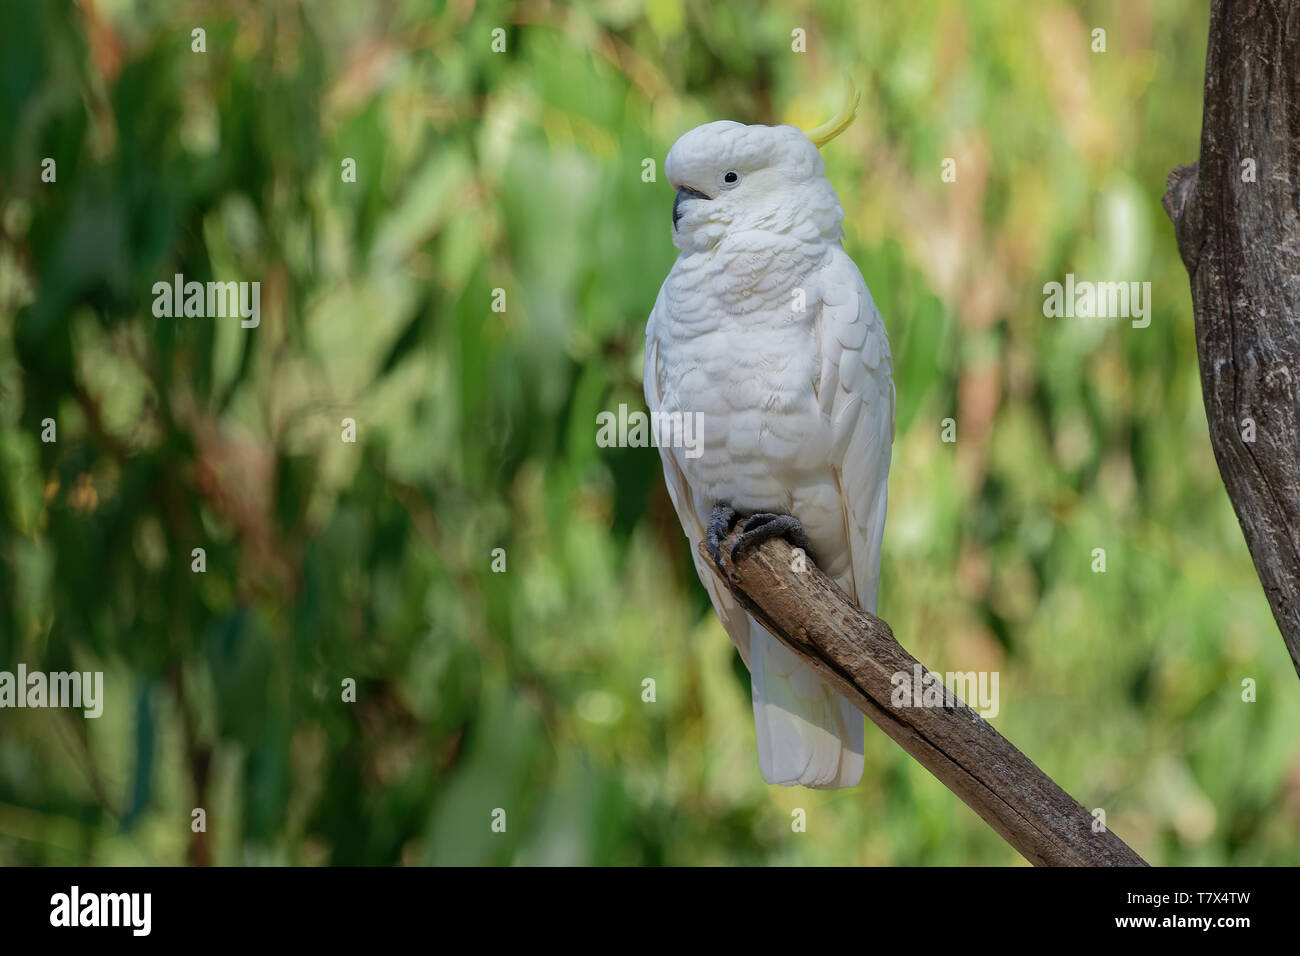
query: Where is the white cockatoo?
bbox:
[643,85,894,789]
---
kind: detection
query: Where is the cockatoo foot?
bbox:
[730,513,814,563]
[706,502,736,564]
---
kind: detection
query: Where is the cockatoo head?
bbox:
[664,82,860,253]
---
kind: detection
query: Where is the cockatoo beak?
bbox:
[803,76,860,149]
[673,185,711,228]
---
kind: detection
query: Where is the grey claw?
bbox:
[706,502,736,565]
[729,513,814,562]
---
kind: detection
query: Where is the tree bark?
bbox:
[700,523,1148,867]
[1162,0,1300,678]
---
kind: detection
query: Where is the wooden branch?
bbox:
[700,524,1147,867]
[1162,0,1300,679]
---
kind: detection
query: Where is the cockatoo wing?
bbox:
[813,245,895,617]
[744,247,894,789]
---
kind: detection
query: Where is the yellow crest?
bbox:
[803,76,860,149]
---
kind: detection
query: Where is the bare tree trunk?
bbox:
[1162,0,1300,678]
[702,523,1148,866]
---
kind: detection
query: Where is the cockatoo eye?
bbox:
[720,170,741,188]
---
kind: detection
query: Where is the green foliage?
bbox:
[0,0,1296,865]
